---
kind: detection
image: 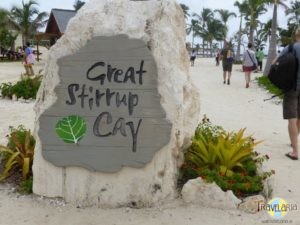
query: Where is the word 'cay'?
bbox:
[65,60,148,152]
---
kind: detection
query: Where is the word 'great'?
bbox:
[65,60,147,152]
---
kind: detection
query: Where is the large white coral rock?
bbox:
[33,0,200,207]
[182,178,242,209]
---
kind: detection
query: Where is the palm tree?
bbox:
[286,0,300,25]
[196,18,226,57]
[193,8,214,56]
[11,0,48,45]
[186,19,199,49]
[263,0,288,76]
[73,0,85,12]
[0,8,18,50]
[278,22,297,45]
[243,0,267,45]
[234,1,248,60]
[214,9,237,40]
[0,8,8,29]
[258,19,272,43]
[254,32,267,50]
[180,4,190,19]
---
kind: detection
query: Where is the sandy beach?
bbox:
[0,56,299,225]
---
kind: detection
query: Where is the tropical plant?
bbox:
[214,9,237,40]
[10,0,48,45]
[263,0,289,76]
[196,18,226,57]
[0,8,8,29]
[258,19,273,44]
[256,75,283,98]
[0,75,42,99]
[18,176,33,194]
[180,121,271,198]
[254,25,268,50]
[286,0,300,25]
[0,126,35,181]
[278,22,298,45]
[243,0,267,45]
[73,0,85,11]
[186,126,261,177]
[0,29,17,49]
[186,19,199,49]
[193,8,214,56]
[180,3,190,19]
[0,82,13,98]
[0,8,17,49]
[234,1,249,61]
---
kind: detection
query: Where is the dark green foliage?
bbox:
[256,76,283,98]
[0,75,42,99]
[180,121,273,198]
[18,176,33,194]
[0,28,17,49]
[0,82,13,98]
[233,60,243,64]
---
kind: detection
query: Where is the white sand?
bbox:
[0,57,299,225]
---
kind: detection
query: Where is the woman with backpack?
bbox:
[242,43,258,88]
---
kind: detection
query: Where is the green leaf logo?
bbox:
[55,115,87,144]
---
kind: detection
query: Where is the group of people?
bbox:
[190,44,264,88]
[217,42,263,88]
[188,28,300,161]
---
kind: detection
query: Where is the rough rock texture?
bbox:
[181,178,241,209]
[238,195,265,214]
[257,163,275,199]
[33,0,200,207]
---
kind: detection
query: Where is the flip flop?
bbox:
[285,153,298,160]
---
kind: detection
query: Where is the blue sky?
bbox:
[0,0,289,44]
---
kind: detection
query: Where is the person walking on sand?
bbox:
[24,42,35,76]
[242,43,257,88]
[220,41,234,85]
[190,50,197,67]
[279,28,300,160]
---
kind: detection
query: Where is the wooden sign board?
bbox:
[39,35,172,172]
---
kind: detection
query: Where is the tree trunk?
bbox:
[263,3,278,76]
[249,11,255,44]
[236,15,243,61]
[192,28,194,49]
[249,25,254,45]
[202,40,205,57]
[210,42,213,57]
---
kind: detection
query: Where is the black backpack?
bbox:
[268,44,298,92]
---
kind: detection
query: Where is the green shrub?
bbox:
[233,60,243,64]
[18,176,33,194]
[0,75,42,99]
[180,121,272,198]
[0,125,35,181]
[256,76,283,98]
[0,82,13,98]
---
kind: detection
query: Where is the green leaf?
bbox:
[55,115,87,144]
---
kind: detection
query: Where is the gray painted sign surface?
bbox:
[39,35,172,172]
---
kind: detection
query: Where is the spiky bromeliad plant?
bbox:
[0,126,35,181]
[180,121,267,197]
